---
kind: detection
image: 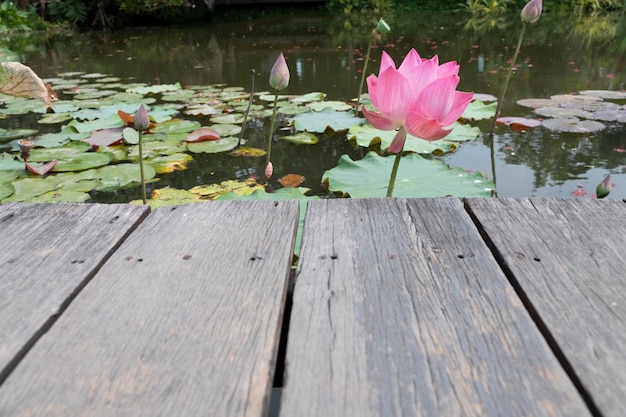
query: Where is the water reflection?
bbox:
[5,11,626,199]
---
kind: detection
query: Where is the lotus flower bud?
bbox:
[521,0,542,24]
[265,161,273,179]
[269,53,290,91]
[134,105,150,132]
[596,174,612,198]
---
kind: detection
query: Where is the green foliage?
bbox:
[47,0,89,25]
[327,0,389,16]
[572,0,623,13]
[0,1,44,32]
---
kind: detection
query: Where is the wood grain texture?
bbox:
[465,197,626,417]
[0,202,149,383]
[280,197,590,417]
[0,200,299,417]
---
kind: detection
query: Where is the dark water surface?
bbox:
[15,10,626,199]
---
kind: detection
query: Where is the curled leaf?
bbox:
[184,127,221,142]
[279,174,305,188]
[0,62,56,106]
[25,160,57,176]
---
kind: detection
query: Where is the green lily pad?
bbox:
[52,152,113,172]
[308,101,352,112]
[0,156,24,171]
[291,92,326,103]
[277,105,311,116]
[294,107,365,133]
[2,177,56,202]
[30,190,91,203]
[280,131,319,145]
[127,82,182,95]
[210,113,246,124]
[95,163,157,192]
[151,119,201,134]
[349,123,479,155]
[323,152,494,198]
[65,115,125,133]
[0,128,38,142]
[147,153,193,174]
[0,181,14,200]
[462,100,498,121]
[38,113,73,124]
[27,141,92,162]
[187,137,238,154]
[210,124,241,137]
[130,186,200,208]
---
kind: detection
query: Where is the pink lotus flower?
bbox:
[362,49,473,152]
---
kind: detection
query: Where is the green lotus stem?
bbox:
[489,23,527,138]
[266,89,279,179]
[355,35,374,117]
[238,69,255,148]
[386,149,403,198]
[138,130,147,205]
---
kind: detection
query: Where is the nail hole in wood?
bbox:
[533,257,541,262]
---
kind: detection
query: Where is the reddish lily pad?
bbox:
[25,160,57,176]
[279,174,305,188]
[496,117,542,129]
[183,128,221,142]
[84,127,125,147]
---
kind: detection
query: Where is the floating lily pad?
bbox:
[534,106,593,119]
[349,123,478,155]
[95,163,157,192]
[38,112,73,124]
[496,117,542,129]
[280,131,319,145]
[308,101,352,112]
[148,153,193,174]
[0,128,38,142]
[210,124,241,137]
[579,90,626,100]
[151,119,201,134]
[130,186,200,208]
[294,107,365,133]
[127,82,182,95]
[516,98,557,108]
[28,140,92,162]
[30,190,91,203]
[323,152,493,198]
[0,156,25,171]
[211,113,246,124]
[2,177,56,202]
[277,105,311,115]
[461,100,497,121]
[0,181,14,200]
[52,152,112,172]
[542,117,605,133]
[184,104,222,116]
[190,178,264,199]
[184,127,220,142]
[187,137,238,153]
[291,92,326,103]
[230,147,266,157]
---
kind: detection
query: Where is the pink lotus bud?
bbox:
[269,53,290,91]
[134,105,150,131]
[521,0,542,23]
[265,161,273,179]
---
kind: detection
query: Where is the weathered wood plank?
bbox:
[465,197,626,417]
[0,202,149,383]
[280,197,590,417]
[0,200,299,417]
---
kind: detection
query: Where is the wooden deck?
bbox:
[0,197,624,416]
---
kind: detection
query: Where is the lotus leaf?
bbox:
[0,128,38,142]
[280,132,319,145]
[184,104,222,116]
[230,147,267,157]
[461,100,497,121]
[291,92,326,103]
[277,105,310,115]
[27,140,92,162]
[151,119,201,134]
[210,113,246,124]
[0,182,14,200]
[30,190,91,203]
[52,152,113,172]
[38,113,73,124]
[127,82,182,95]
[294,108,365,133]
[66,115,125,133]
[323,152,493,198]
[579,90,626,100]
[148,153,193,174]
[308,101,352,112]
[37,128,89,147]
[542,117,605,133]
[190,178,264,199]
[0,156,25,170]
[187,137,238,154]
[209,124,241,137]
[95,163,157,192]
[349,123,478,155]
[131,187,200,208]
[2,177,57,202]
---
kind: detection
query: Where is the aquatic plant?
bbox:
[266,52,290,182]
[355,18,390,117]
[361,49,473,197]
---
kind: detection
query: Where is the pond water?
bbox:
[7,9,626,201]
